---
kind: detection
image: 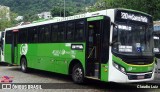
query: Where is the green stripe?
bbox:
[87,16,104,21]
[112,55,154,73]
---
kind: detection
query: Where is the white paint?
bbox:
[52,49,76,58]
[154,48,159,52]
[119,45,132,52]
[153,36,159,40]
[65,43,71,47]
[118,25,132,31]
[71,45,83,49]
[5,10,107,31]
[107,9,154,83]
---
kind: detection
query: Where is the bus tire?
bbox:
[72,63,84,84]
[20,57,28,73]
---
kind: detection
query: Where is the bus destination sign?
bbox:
[121,12,148,23]
[115,10,152,23]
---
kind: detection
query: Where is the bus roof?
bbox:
[5,8,152,31]
[5,9,107,31]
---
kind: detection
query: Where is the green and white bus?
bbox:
[4,8,155,83]
[153,31,160,71]
[0,31,5,62]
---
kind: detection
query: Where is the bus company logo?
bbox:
[52,49,66,56]
[0,76,14,83]
[20,44,28,55]
[128,67,133,71]
[52,50,76,58]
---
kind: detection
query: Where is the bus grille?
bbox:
[127,73,152,80]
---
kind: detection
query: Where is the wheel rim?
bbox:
[74,67,83,81]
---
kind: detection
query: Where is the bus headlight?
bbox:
[113,62,126,74]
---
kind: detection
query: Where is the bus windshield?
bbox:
[112,23,153,56]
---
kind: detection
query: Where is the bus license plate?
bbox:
[137,75,144,79]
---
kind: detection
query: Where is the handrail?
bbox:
[87,46,95,59]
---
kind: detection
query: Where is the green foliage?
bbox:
[0,12,17,31]
[0,20,11,31]
[51,6,77,17]
[89,0,160,20]
[23,14,39,22]
[0,0,96,15]
[0,0,96,22]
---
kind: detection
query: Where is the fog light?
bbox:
[114,63,119,69]
[120,67,125,73]
[113,62,126,74]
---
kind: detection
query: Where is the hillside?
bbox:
[0,0,96,16]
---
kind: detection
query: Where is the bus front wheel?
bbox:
[72,63,84,84]
[20,58,28,73]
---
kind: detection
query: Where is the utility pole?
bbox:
[64,0,66,17]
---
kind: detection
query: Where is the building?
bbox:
[37,12,52,19]
[0,5,10,21]
[15,16,24,21]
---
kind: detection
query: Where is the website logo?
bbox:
[2,84,12,89]
[0,76,14,83]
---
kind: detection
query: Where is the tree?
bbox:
[0,20,11,31]
[23,14,39,22]
[0,12,18,31]
[89,0,160,20]
[51,7,62,17]
[51,6,74,17]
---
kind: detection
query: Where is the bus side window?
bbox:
[57,23,65,41]
[28,27,38,43]
[19,28,27,43]
[39,25,51,43]
[45,25,51,42]
[75,20,85,41]
[67,22,74,41]
[51,24,58,42]
[39,26,45,43]
[6,31,12,44]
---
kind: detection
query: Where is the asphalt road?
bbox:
[0,62,160,92]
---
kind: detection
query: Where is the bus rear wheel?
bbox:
[20,58,28,73]
[72,63,84,84]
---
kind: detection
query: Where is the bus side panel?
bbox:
[18,44,38,68]
[5,44,12,64]
[36,43,57,73]
[17,42,86,75]
[49,43,68,74]
[60,43,86,74]
[101,63,109,81]
[27,44,38,68]
[17,44,20,65]
[35,43,86,75]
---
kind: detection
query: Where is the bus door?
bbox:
[86,16,111,79]
[87,16,104,78]
[12,30,18,64]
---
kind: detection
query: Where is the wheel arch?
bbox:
[68,59,84,75]
[20,55,27,65]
